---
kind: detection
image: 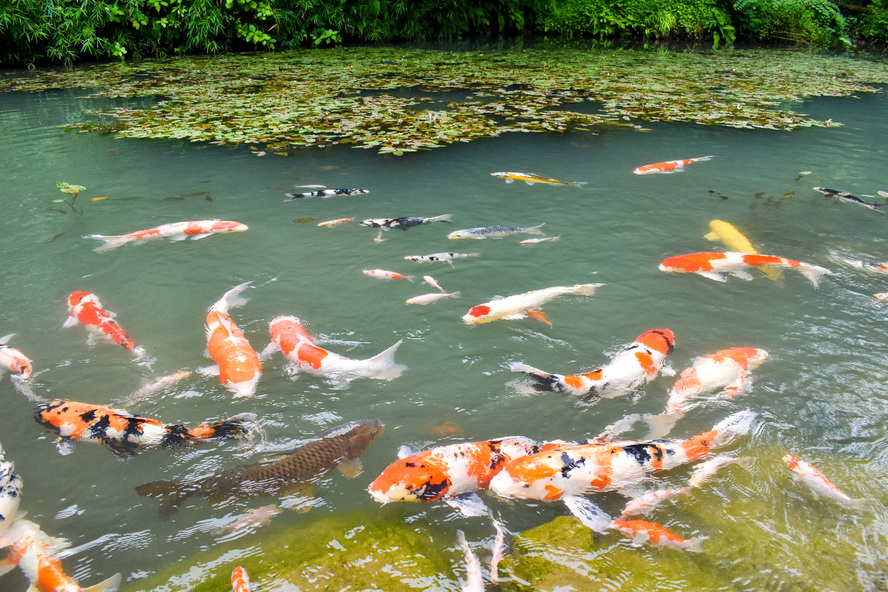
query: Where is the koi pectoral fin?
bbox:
[526,310,551,325]
[336,458,363,479]
[563,495,612,533]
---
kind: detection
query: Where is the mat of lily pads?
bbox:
[2,47,887,155]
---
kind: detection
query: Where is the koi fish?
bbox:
[687,454,752,488]
[783,454,862,506]
[813,187,884,212]
[633,156,713,174]
[232,566,252,592]
[463,283,603,325]
[86,220,247,251]
[423,275,445,292]
[0,333,32,380]
[0,443,23,536]
[317,217,355,227]
[491,171,587,187]
[63,291,146,357]
[360,214,452,230]
[0,519,121,592]
[406,291,461,305]
[448,224,545,240]
[363,269,414,281]
[404,252,478,264]
[705,219,782,281]
[264,315,405,382]
[34,399,255,456]
[221,504,281,533]
[510,328,675,404]
[456,530,484,592]
[521,236,561,245]
[284,188,369,200]
[620,487,688,517]
[489,411,756,525]
[610,518,703,552]
[827,250,888,274]
[659,251,831,286]
[137,419,384,517]
[204,282,262,398]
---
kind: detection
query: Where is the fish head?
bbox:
[67,291,98,310]
[212,220,248,233]
[341,420,385,457]
[360,219,383,228]
[635,329,675,356]
[462,305,492,324]
[367,452,453,503]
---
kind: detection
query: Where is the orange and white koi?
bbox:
[659,251,831,286]
[63,291,146,356]
[86,219,247,251]
[265,315,405,381]
[0,518,121,592]
[406,291,461,305]
[620,487,688,517]
[510,328,675,404]
[317,217,354,227]
[666,347,769,413]
[488,411,756,525]
[231,566,252,592]
[633,156,713,175]
[610,518,703,551]
[705,219,782,281]
[204,282,262,398]
[0,443,23,536]
[783,454,862,506]
[34,399,255,456]
[463,283,603,325]
[0,333,33,380]
[363,269,414,281]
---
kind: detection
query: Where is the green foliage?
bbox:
[856,0,888,42]
[54,182,87,213]
[731,0,851,48]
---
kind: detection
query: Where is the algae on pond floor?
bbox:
[2,47,888,155]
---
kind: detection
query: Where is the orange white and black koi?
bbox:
[0,333,33,380]
[86,219,247,251]
[34,399,255,456]
[204,282,262,398]
[510,329,675,404]
[659,252,831,286]
[633,156,713,174]
[0,442,23,537]
[63,291,145,356]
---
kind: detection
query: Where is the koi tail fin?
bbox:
[83,572,122,592]
[85,234,131,252]
[135,479,193,518]
[695,156,715,163]
[574,282,605,296]
[799,264,832,287]
[362,340,406,380]
[184,412,257,443]
[508,362,561,393]
[712,409,757,445]
[527,223,546,235]
[429,214,453,224]
[212,281,253,314]
[572,181,589,188]
[644,411,681,440]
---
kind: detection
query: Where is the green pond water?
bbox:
[1,47,888,591]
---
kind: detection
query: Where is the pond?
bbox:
[1,47,888,592]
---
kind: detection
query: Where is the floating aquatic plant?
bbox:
[54,182,87,212]
[3,47,888,154]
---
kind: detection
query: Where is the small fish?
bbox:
[317,217,354,227]
[232,566,252,592]
[0,334,33,380]
[456,530,484,592]
[828,251,888,274]
[423,275,445,292]
[137,419,384,517]
[119,370,192,407]
[510,328,675,404]
[784,454,863,506]
[610,518,703,552]
[34,399,255,456]
[363,269,414,281]
[489,517,506,585]
[687,455,752,488]
[0,519,122,592]
[875,292,888,301]
[406,291,461,305]
[463,283,602,325]
[0,443,23,536]
[620,487,688,517]
[633,156,713,175]
[293,217,318,224]
[204,282,262,398]
[491,171,587,187]
[404,252,478,264]
[813,187,884,212]
[264,315,405,382]
[360,214,452,231]
[521,236,561,245]
[705,220,782,281]
[448,224,545,240]
[425,420,463,437]
[63,291,146,357]
[222,505,281,532]
[659,251,831,286]
[85,220,247,251]
[284,188,369,200]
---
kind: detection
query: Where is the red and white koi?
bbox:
[265,315,405,381]
[666,347,769,413]
[363,269,414,281]
[63,291,146,357]
[633,156,713,175]
[510,328,675,404]
[406,291,461,305]
[0,333,33,380]
[317,217,354,227]
[783,454,862,506]
[86,219,247,251]
[204,282,262,398]
[610,518,703,551]
[659,251,832,286]
[0,443,23,536]
[0,518,121,592]
[231,566,252,592]
[34,399,255,456]
[463,283,603,325]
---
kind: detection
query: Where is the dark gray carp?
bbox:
[136,419,384,517]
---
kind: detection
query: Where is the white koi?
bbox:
[406,291,461,305]
[463,283,603,325]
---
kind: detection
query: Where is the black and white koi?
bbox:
[284,188,368,201]
[0,442,23,536]
[813,187,884,212]
[404,252,478,264]
[360,214,453,230]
